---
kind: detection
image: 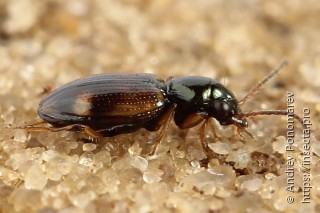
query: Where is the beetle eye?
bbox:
[212,100,234,124]
[213,101,230,114]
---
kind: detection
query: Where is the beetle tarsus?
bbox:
[236,127,254,141]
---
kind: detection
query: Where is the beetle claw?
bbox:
[236,127,254,141]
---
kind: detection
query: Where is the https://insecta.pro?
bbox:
[11,61,305,155]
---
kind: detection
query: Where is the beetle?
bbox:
[17,61,305,154]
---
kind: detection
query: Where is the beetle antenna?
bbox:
[237,110,307,129]
[239,60,288,106]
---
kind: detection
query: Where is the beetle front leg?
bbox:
[199,119,209,150]
[176,112,209,152]
[149,104,177,156]
[208,118,220,139]
[236,126,254,141]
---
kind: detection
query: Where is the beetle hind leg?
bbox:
[7,122,102,139]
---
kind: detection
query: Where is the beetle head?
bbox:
[206,82,247,128]
[210,98,248,128]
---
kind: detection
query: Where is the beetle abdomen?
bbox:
[38,74,168,134]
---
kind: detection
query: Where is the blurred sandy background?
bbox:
[0,0,319,212]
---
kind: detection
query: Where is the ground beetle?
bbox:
[18,61,305,154]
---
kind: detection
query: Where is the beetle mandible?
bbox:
[18,61,305,154]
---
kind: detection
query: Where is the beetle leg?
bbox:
[8,123,102,138]
[83,127,103,138]
[236,127,254,141]
[7,124,73,132]
[176,112,207,129]
[53,124,103,138]
[149,104,177,156]
[176,112,208,151]
[5,119,46,129]
[208,118,220,139]
[199,119,209,150]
